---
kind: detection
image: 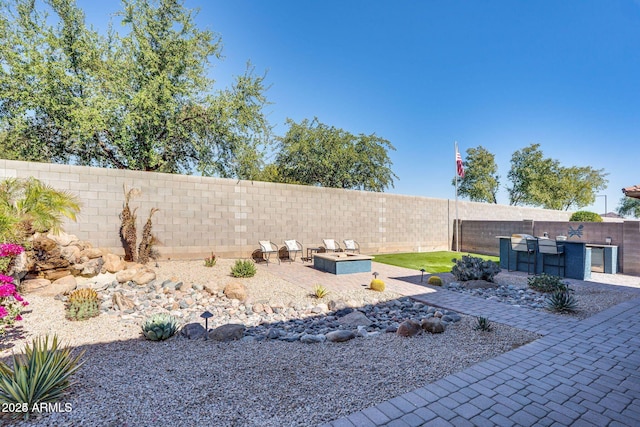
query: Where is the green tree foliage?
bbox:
[453,146,499,203]
[0,177,80,242]
[569,211,602,222]
[0,0,271,178]
[617,197,640,218]
[507,144,607,210]
[273,118,397,192]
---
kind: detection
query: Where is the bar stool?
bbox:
[509,235,537,274]
[538,239,565,277]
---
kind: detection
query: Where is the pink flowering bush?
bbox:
[0,244,28,335]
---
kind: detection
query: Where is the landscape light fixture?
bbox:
[200,311,213,340]
[420,268,426,282]
[372,272,379,279]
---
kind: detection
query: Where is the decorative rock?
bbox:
[325,330,356,343]
[181,323,207,340]
[434,311,443,318]
[396,320,421,337]
[112,292,135,311]
[79,248,103,259]
[132,268,156,285]
[48,275,77,295]
[103,253,127,273]
[32,235,57,252]
[209,324,245,342]
[337,310,372,328]
[47,232,79,247]
[60,246,81,264]
[19,278,52,294]
[80,258,104,277]
[203,283,218,295]
[421,318,446,334]
[42,268,72,281]
[116,268,138,283]
[223,283,247,302]
[300,334,326,344]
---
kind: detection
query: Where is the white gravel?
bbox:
[0,260,556,426]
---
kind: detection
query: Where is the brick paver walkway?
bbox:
[258,259,640,426]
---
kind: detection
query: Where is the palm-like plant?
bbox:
[0,177,81,242]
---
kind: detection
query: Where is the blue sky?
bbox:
[78,0,640,214]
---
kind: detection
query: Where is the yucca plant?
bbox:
[204,252,217,267]
[473,316,493,332]
[312,285,329,299]
[231,259,257,278]
[141,313,179,341]
[546,291,578,312]
[0,335,84,420]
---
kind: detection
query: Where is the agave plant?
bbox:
[473,316,493,332]
[0,335,84,419]
[141,313,180,341]
[546,290,578,312]
[312,285,329,299]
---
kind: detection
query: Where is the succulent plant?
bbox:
[546,291,577,312]
[312,285,329,299]
[204,252,217,267]
[231,259,256,278]
[65,288,100,321]
[528,274,570,293]
[473,316,493,332]
[427,275,443,286]
[370,279,385,292]
[451,255,501,282]
[141,313,179,341]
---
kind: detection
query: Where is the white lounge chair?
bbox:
[283,240,303,263]
[343,239,360,254]
[258,240,279,265]
[322,239,342,252]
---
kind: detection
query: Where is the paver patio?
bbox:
[258,259,640,426]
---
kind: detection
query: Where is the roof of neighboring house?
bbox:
[622,184,640,199]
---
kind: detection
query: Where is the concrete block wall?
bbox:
[622,221,640,275]
[1,159,573,259]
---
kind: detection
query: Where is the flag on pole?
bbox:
[456,148,465,178]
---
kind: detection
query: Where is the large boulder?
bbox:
[116,268,138,283]
[80,258,104,277]
[103,253,127,273]
[31,235,57,252]
[79,248,103,260]
[60,246,81,264]
[181,323,207,340]
[19,278,51,294]
[223,283,247,302]
[29,275,77,297]
[47,232,79,247]
[325,330,356,343]
[209,324,245,342]
[397,320,422,337]
[421,318,446,334]
[42,268,72,282]
[336,310,372,328]
[132,268,156,286]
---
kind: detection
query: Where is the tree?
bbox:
[272,118,397,192]
[617,197,640,218]
[0,177,81,243]
[453,146,499,203]
[0,0,271,178]
[507,144,607,210]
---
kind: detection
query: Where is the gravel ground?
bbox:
[4,259,612,427]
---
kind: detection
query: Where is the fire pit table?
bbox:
[313,252,373,275]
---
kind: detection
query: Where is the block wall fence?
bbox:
[1,159,576,260]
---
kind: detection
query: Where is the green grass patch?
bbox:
[373,251,499,273]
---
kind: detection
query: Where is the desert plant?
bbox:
[119,186,140,262]
[231,259,257,278]
[137,208,160,264]
[427,275,443,286]
[0,271,28,335]
[312,285,329,299]
[569,211,602,222]
[546,290,578,312]
[204,252,217,267]
[473,316,493,332]
[0,335,84,420]
[528,273,570,293]
[65,289,100,321]
[370,278,385,292]
[0,177,81,243]
[451,255,501,282]
[141,313,179,341]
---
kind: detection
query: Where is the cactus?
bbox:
[65,288,100,321]
[370,279,385,292]
[141,313,179,341]
[427,275,443,286]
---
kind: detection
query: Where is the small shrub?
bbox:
[569,211,602,222]
[528,274,570,293]
[451,255,501,282]
[427,275,443,286]
[546,290,578,312]
[0,335,84,420]
[231,259,257,278]
[370,279,385,292]
[204,252,217,267]
[65,288,100,321]
[473,316,493,332]
[312,285,329,299]
[141,313,179,341]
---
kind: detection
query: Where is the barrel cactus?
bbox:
[141,313,179,341]
[370,279,385,292]
[427,275,443,286]
[65,288,100,321]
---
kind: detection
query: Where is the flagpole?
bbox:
[454,141,459,252]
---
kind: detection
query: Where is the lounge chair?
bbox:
[322,239,342,252]
[258,240,279,265]
[343,239,360,254]
[283,240,303,263]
